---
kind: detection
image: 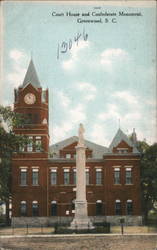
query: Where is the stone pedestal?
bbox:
[70,134,94,229]
[70,201,93,229]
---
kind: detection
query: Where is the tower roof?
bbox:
[22,59,41,88]
[108,128,139,153]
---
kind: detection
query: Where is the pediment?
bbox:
[62,141,78,151]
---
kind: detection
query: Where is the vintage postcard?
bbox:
[0,1,157,248]
[0,0,156,146]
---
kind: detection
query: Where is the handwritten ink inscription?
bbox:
[57,29,88,59]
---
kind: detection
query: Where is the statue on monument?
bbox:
[78,123,85,146]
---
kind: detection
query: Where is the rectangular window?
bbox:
[126,168,132,184]
[20,201,27,216]
[66,154,71,159]
[27,136,33,152]
[19,145,25,152]
[25,113,33,124]
[42,90,46,103]
[96,169,102,185]
[32,169,39,185]
[115,201,121,215]
[51,169,57,185]
[117,148,128,154]
[126,200,133,215]
[86,169,89,185]
[35,138,42,152]
[64,169,70,185]
[114,168,120,184]
[20,169,27,186]
[73,169,76,185]
[32,202,39,216]
[96,201,103,215]
[34,113,39,124]
[51,202,57,216]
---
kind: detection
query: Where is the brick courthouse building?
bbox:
[12,60,142,226]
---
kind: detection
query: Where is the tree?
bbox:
[0,106,28,224]
[140,143,157,224]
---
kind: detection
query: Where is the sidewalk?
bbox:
[0,234,157,250]
[0,226,157,237]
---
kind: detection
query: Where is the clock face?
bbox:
[24,93,36,104]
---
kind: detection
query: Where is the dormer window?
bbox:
[66,153,71,159]
[117,148,128,154]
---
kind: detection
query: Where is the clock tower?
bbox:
[13,59,49,156]
[12,59,49,219]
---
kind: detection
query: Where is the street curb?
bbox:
[0,233,157,238]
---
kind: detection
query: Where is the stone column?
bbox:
[70,124,93,229]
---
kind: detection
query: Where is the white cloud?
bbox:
[100,48,129,71]
[62,40,90,70]
[10,49,25,62]
[7,49,28,88]
[57,91,71,107]
[76,82,97,102]
[146,99,156,107]
[112,91,138,105]
[53,121,73,140]
[7,69,26,88]
[69,104,86,124]
[77,82,96,92]
[90,123,109,146]
[52,103,86,143]
[62,59,74,70]
[84,93,96,101]
[98,104,120,121]
[124,112,141,120]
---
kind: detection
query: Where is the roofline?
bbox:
[50,136,108,150]
[48,158,105,163]
[103,153,140,156]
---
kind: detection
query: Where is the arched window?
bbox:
[20,201,27,216]
[51,201,57,216]
[115,200,121,215]
[126,200,133,215]
[32,201,39,216]
[96,200,103,215]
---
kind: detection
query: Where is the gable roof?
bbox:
[22,59,41,88]
[49,136,108,159]
[108,128,139,153]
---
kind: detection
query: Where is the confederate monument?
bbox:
[70,124,94,229]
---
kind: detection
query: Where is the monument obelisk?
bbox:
[70,124,93,229]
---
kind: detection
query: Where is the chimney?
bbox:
[132,128,137,144]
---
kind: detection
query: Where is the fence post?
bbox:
[75,222,78,234]
[120,218,125,235]
[26,224,29,235]
[41,224,43,234]
[12,224,14,235]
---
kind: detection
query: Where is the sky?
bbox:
[0,1,156,146]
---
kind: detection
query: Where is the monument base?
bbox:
[70,218,94,230]
[70,201,94,229]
